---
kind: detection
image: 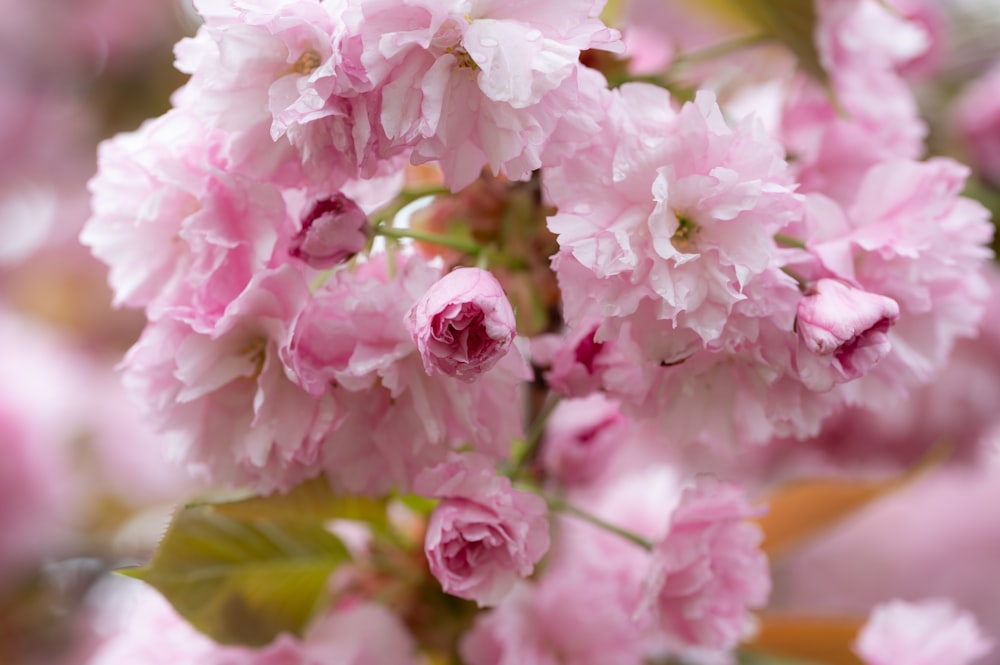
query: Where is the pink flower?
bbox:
[283,254,529,495]
[288,193,370,269]
[954,62,1000,189]
[795,279,899,391]
[546,85,802,362]
[415,454,550,607]
[803,159,995,406]
[460,575,647,665]
[854,599,993,665]
[640,477,770,650]
[121,266,324,492]
[81,108,284,326]
[541,394,627,486]
[344,0,622,189]
[780,0,929,203]
[88,578,417,665]
[530,320,633,398]
[407,267,516,382]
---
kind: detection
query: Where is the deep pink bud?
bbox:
[406,267,516,381]
[796,279,900,389]
[288,194,369,269]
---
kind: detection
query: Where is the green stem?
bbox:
[375,226,483,256]
[671,33,772,68]
[370,185,451,227]
[774,232,808,250]
[781,266,810,292]
[508,394,562,477]
[542,492,654,552]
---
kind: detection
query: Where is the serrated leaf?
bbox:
[205,476,389,529]
[755,445,947,559]
[745,614,866,665]
[124,505,351,646]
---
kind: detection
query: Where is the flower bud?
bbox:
[406,267,516,381]
[795,279,900,389]
[288,193,369,269]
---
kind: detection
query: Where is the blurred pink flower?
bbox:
[541,394,628,486]
[86,578,417,665]
[954,62,1000,189]
[640,477,769,651]
[854,599,992,665]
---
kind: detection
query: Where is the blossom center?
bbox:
[291,48,322,75]
[671,214,699,252]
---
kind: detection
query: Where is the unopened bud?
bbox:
[289,193,369,269]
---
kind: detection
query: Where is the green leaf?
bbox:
[123,504,351,646]
[204,476,389,528]
[735,0,827,86]
[674,0,830,90]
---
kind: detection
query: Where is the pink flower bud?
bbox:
[795,279,900,389]
[406,267,516,381]
[415,454,550,607]
[288,194,369,269]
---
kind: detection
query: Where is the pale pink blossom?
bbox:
[547,85,802,365]
[854,599,993,665]
[954,61,1000,188]
[82,108,284,326]
[415,453,550,607]
[794,279,900,391]
[781,0,929,203]
[344,0,622,189]
[811,159,994,404]
[640,477,769,651]
[175,0,399,185]
[460,574,647,665]
[87,578,417,665]
[121,266,324,491]
[407,267,516,381]
[0,405,67,578]
[288,193,369,268]
[771,454,1000,644]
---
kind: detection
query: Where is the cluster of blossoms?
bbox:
[71,0,1000,663]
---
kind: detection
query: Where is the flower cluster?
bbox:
[69,0,1000,663]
